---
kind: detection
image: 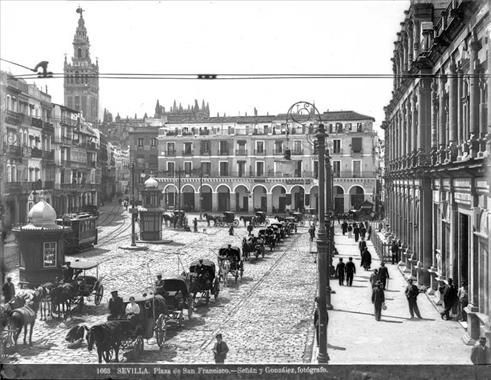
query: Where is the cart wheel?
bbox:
[135,336,144,355]
[155,314,166,348]
[103,348,113,363]
[233,219,239,227]
[95,284,104,305]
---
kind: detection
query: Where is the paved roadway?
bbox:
[3,202,318,364]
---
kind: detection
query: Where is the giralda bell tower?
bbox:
[64,7,99,123]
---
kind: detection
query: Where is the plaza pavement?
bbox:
[312,225,472,364]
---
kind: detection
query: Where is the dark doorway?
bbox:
[459,213,469,287]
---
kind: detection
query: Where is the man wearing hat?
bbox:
[155,274,167,296]
[405,278,423,319]
[471,336,489,365]
[212,333,229,364]
[108,290,124,320]
[371,281,385,321]
[2,277,15,303]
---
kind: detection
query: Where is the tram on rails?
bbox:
[56,213,98,253]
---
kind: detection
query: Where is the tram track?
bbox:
[198,231,304,352]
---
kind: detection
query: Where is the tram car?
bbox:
[56,213,98,253]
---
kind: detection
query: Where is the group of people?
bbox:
[341,220,371,242]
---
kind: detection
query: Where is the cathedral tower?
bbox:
[64,7,99,123]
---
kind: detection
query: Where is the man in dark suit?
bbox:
[335,258,346,286]
[441,278,458,320]
[391,240,399,264]
[371,281,385,321]
[345,257,356,286]
[378,262,390,290]
[405,278,423,319]
[108,290,124,320]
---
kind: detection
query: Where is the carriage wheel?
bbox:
[103,348,113,363]
[187,298,193,319]
[233,219,239,227]
[94,284,104,305]
[155,314,166,348]
[135,336,144,355]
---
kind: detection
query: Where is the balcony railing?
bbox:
[219,150,229,156]
[87,142,97,150]
[88,161,97,168]
[44,180,55,189]
[163,150,176,156]
[42,150,55,161]
[273,148,283,155]
[31,117,43,128]
[331,170,376,178]
[182,150,193,156]
[43,121,54,132]
[6,110,22,125]
[7,145,22,157]
[31,147,43,158]
[235,149,248,156]
[253,149,266,155]
[292,149,304,155]
[200,150,211,156]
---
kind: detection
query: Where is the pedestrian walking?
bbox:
[341,220,348,236]
[309,224,315,242]
[405,278,423,319]
[378,262,390,290]
[335,258,346,286]
[441,278,458,320]
[2,277,15,303]
[369,269,379,288]
[391,240,399,264]
[353,223,360,242]
[367,225,372,240]
[360,225,366,240]
[228,225,234,236]
[371,281,385,321]
[212,333,229,364]
[457,282,468,322]
[345,257,356,286]
[358,239,367,257]
[247,222,253,236]
[361,247,372,271]
[471,336,489,365]
[193,218,198,233]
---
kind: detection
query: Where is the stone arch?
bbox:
[163,184,178,209]
[309,185,319,212]
[333,185,345,214]
[200,184,213,212]
[252,185,267,212]
[289,185,305,212]
[271,185,287,213]
[181,184,195,211]
[349,185,365,209]
[234,185,250,212]
[217,184,231,211]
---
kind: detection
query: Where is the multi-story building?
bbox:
[0,71,55,227]
[64,7,99,123]
[383,0,490,346]
[51,104,100,214]
[152,111,378,214]
[114,145,130,196]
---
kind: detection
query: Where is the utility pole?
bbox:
[131,162,136,246]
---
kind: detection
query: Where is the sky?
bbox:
[0,0,410,133]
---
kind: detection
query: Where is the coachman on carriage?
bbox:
[258,228,276,251]
[188,259,220,305]
[254,211,268,226]
[217,245,244,283]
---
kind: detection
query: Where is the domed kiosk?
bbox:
[138,176,164,241]
[13,200,71,286]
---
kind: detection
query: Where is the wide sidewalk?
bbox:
[312,224,472,364]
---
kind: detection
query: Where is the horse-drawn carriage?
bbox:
[284,217,298,234]
[70,259,104,306]
[188,259,220,305]
[242,234,267,259]
[203,211,239,227]
[270,222,287,240]
[86,293,167,362]
[254,211,268,226]
[291,212,304,226]
[217,245,244,283]
[156,277,193,328]
[258,228,277,250]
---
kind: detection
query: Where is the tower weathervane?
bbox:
[76,6,84,16]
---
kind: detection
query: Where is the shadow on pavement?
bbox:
[332,308,408,320]
[328,343,346,351]
[379,318,404,324]
[13,341,56,356]
[342,285,367,288]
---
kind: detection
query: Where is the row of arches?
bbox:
[160,183,366,213]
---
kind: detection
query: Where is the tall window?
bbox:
[256,162,264,177]
[167,162,175,176]
[184,142,192,155]
[353,160,361,177]
[275,141,283,154]
[219,141,228,155]
[238,161,246,177]
[313,161,318,178]
[351,137,362,153]
[200,141,210,154]
[201,162,211,176]
[256,141,264,154]
[333,140,341,154]
[43,242,57,268]
[332,161,341,177]
[151,138,157,147]
[220,162,229,176]
[167,142,175,154]
[137,138,144,147]
[184,162,192,175]
[293,141,302,154]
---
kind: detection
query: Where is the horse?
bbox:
[50,282,77,320]
[202,213,221,227]
[218,258,231,287]
[87,321,130,363]
[37,282,55,321]
[239,215,255,227]
[8,288,42,346]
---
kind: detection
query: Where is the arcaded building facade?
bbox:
[153,111,379,215]
[383,0,490,346]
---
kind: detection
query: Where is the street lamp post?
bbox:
[131,162,136,247]
[315,123,329,364]
[325,150,333,310]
